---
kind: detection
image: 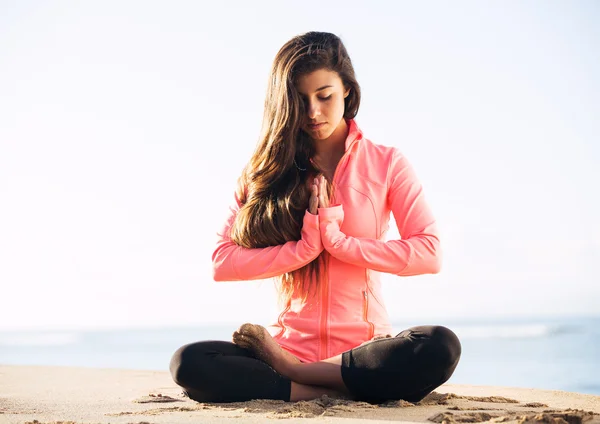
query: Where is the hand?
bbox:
[317,175,330,208]
[358,334,392,347]
[308,177,319,215]
[372,334,392,341]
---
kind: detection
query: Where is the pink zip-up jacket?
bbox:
[212,119,441,363]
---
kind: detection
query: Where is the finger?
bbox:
[319,178,328,206]
[311,183,318,197]
[309,197,318,214]
[318,185,326,205]
[309,182,319,214]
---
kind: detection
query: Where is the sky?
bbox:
[0,1,598,331]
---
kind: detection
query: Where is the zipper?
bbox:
[363,290,375,340]
[318,253,330,359]
[319,126,360,359]
[330,131,359,186]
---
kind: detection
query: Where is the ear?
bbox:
[344,87,351,98]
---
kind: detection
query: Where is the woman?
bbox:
[170,31,461,404]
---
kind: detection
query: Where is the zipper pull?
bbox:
[363,290,368,299]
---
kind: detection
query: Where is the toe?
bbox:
[232,331,244,344]
[233,334,250,348]
[238,323,255,335]
[241,323,263,338]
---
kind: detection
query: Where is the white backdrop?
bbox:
[1,0,598,330]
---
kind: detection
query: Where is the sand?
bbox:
[0,365,599,424]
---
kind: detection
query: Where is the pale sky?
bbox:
[1,1,598,331]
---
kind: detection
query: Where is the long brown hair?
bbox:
[230,31,361,302]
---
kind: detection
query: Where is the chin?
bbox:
[308,129,335,141]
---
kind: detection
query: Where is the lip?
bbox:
[307,122,326,130]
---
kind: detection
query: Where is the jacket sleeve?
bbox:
[212,190,324,281]
[318,150,441,276]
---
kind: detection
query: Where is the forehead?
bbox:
[296,69,343,94]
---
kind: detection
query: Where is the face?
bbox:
[296,69,350,140]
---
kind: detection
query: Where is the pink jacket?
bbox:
[212,119,441,363]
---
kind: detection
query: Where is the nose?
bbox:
[307,100,320,120]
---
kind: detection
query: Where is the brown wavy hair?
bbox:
[230,31,361,302]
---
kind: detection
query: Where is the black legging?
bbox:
[169,325,461,404]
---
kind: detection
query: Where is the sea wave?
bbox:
[0,322,584,347]
[449,324,574,339]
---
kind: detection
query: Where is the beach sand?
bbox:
[1,365,599,423]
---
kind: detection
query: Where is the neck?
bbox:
[313,119,349,162]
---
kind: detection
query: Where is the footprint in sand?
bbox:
[132,393,183,403]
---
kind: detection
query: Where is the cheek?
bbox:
[330,98,345,118]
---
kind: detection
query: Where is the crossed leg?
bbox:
[233,323,350,401]
[170,323,461,403]
[233,322,461,403]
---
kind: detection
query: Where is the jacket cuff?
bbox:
[318,204,344,222]
[318,205,345,251]
[302,209,323,251]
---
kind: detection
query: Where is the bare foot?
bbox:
[232,323,300,374]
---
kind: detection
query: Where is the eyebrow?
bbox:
[299,85,334,97]
[315,85,333,92]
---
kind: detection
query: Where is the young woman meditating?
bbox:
[170,31,461,404]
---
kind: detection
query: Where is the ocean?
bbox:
[1,315,599,396]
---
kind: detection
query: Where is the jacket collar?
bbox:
[345,119,363,151]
